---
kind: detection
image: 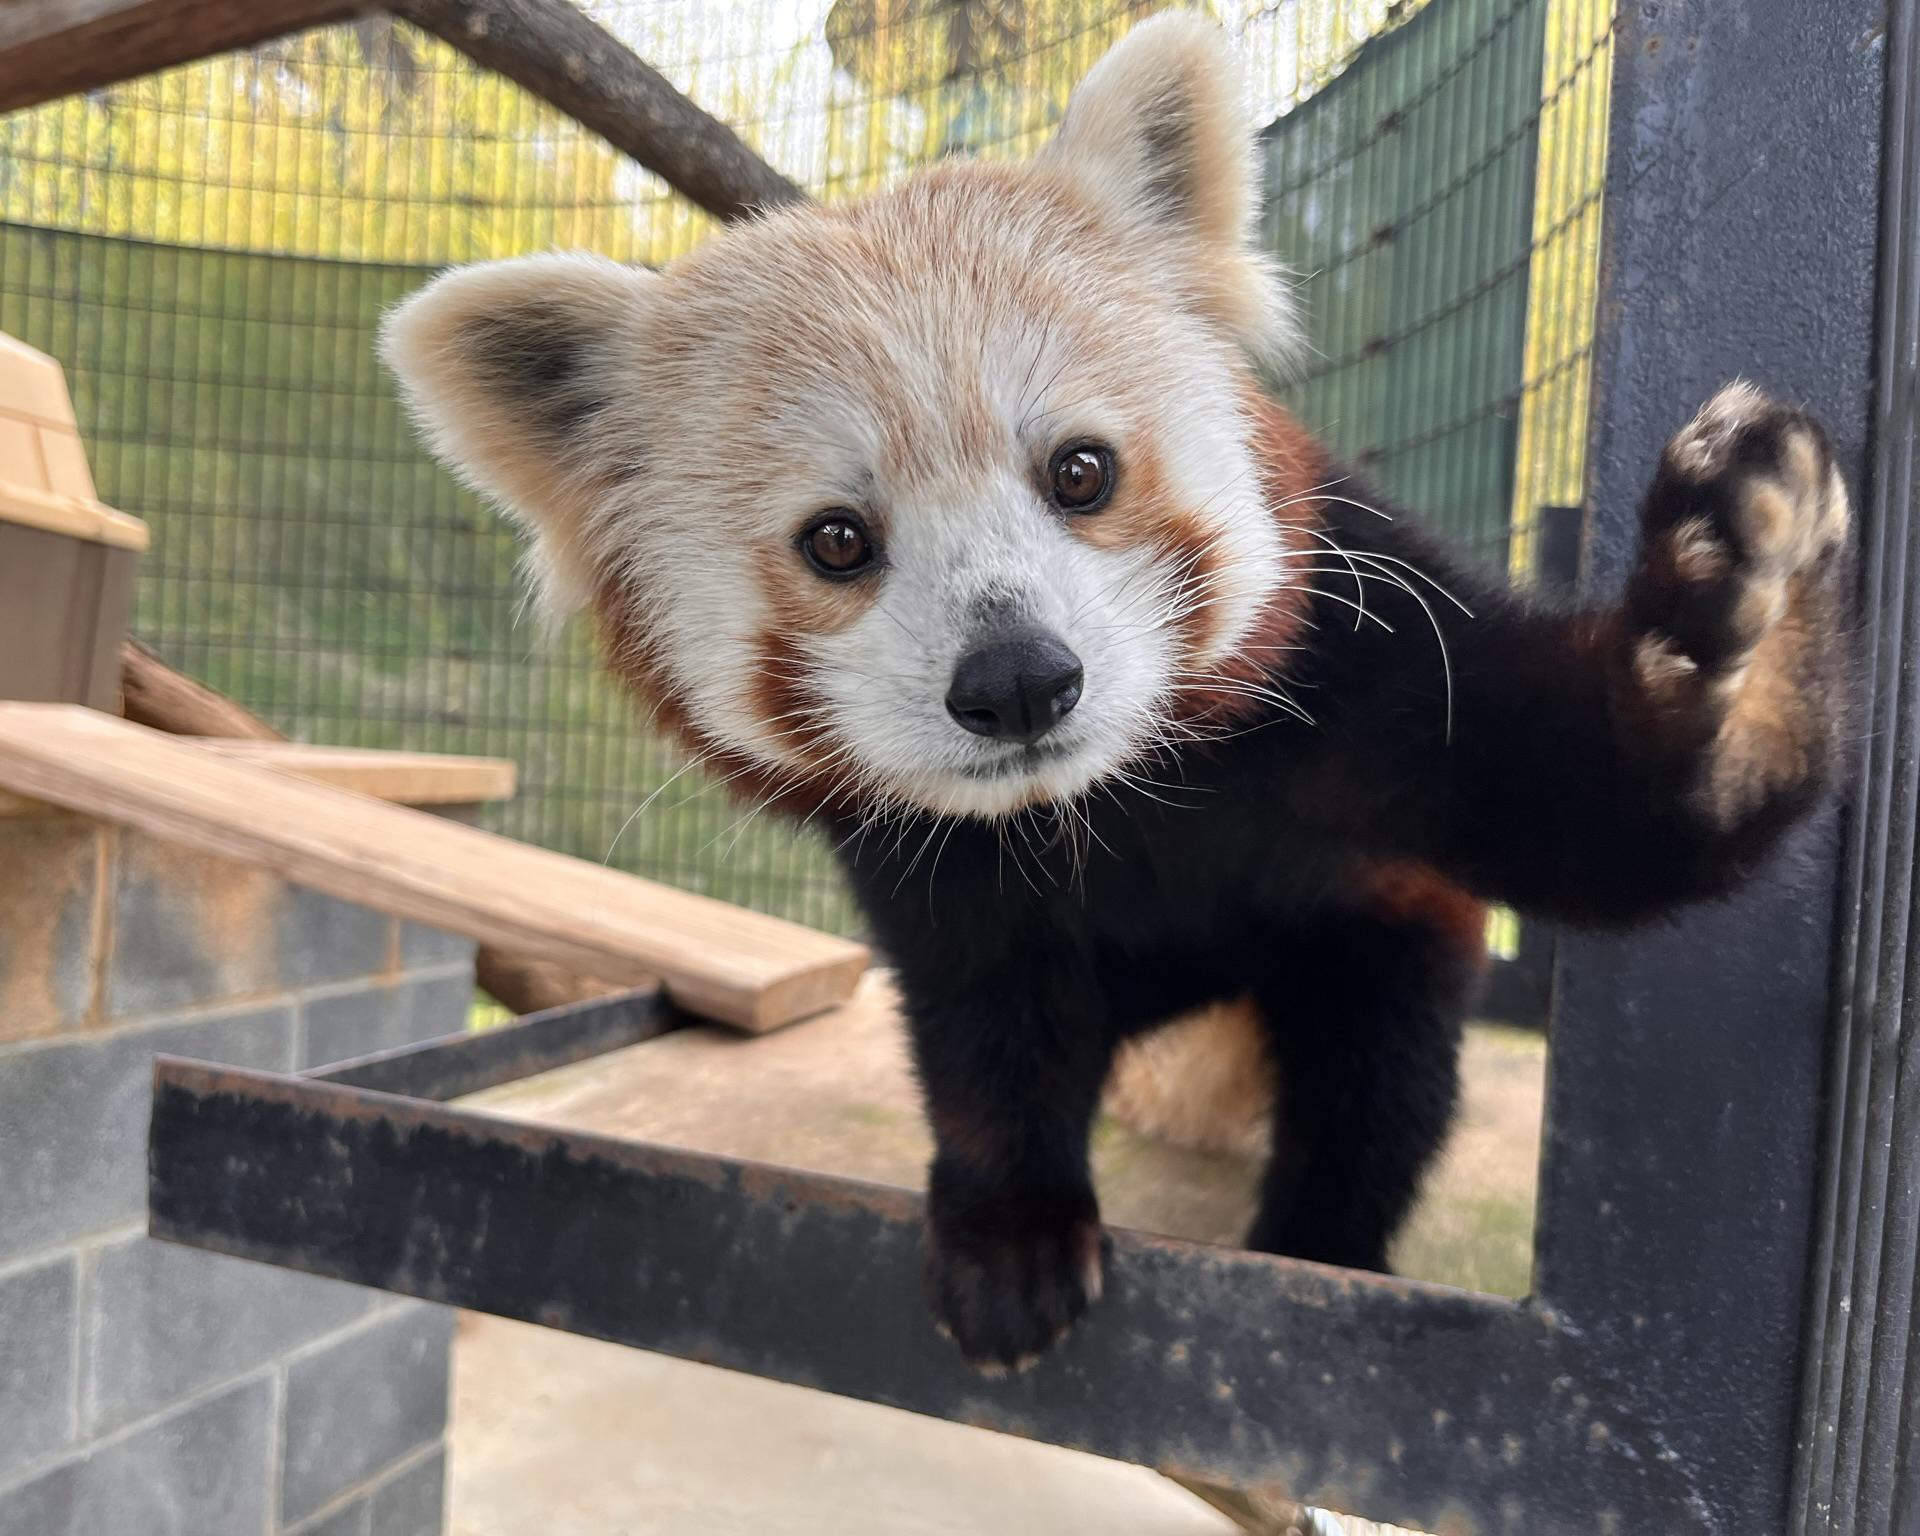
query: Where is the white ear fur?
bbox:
[1038,13,1296,366]
[1040,12,1254,248]
[379,252,657,618]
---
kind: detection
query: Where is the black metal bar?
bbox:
[1791,0,1920,1530]
[1541,3,1887,1532]
[148,1056,1709,1535]
[1533,504,1582,590]
[309,987,675,1101]
[1479,921,1553,1032]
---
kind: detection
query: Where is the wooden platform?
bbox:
[0,704,866,1032]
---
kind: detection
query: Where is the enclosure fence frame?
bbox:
[1791,0,1920,1529]
[0,0,1877,1527]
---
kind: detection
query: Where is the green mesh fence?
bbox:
[1267,0,1611,573]
[1266,0,1542,563]
[0,0,1612,936]
[0,221,861,931]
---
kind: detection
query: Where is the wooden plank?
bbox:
[0,0,373,115]
[0,789,76,820]
[0,738,512,815]
[0,704,866,1031]
[189,740,517,805]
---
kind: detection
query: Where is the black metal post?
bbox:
[1792,0,1920,1530]
[1544,2,1890,1531]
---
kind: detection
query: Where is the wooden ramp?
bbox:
[0,704,866,1032]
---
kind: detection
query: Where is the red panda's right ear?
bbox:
[380,252,657,619]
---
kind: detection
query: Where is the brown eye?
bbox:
[1049,445,1114,512]
[801,513,875,577]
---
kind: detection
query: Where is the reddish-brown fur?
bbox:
[1170,393,1329,724]
[1351,860,1492,970]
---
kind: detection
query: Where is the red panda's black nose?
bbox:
[946,629,1084,746]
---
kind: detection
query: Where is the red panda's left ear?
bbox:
[380,252,659,621]
[1037,13,1294,368]
[1037,12,1256,255]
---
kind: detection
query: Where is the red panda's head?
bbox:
[382,14,1311,820]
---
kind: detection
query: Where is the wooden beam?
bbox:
[0,0,374,114]
[0,739,513,817]
[191,740,517,805]
[389,0,809,223]
[0,704,866,1032]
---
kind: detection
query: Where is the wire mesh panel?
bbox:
[1262,0,1611,571]
[0,0,1611,933]
[0,222,864,930]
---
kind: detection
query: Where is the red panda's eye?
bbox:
[1049,445,1114,512]
[801,514,875,577]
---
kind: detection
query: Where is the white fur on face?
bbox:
[803,482,1179,820]
[382,14,1300,821]
[610,214,1288,819]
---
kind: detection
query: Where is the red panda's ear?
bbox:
[380,253,657,620]
[1038,13,1255,255]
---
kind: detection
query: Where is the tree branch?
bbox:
[389,0,810,224]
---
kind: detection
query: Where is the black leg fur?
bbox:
[884,894,1113,1372]
[1245,909,1474,1270]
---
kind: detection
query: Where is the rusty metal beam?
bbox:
[150,1050,1707,1535]
[307,984,677,1101]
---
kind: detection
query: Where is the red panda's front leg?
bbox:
[1341,383,1857,921]
[896,968,1114,1373]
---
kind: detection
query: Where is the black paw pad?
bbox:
[1632,382,1850,683]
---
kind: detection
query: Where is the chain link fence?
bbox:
[0,0,1614,935]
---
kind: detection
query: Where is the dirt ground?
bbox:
[448,972,1545,1535]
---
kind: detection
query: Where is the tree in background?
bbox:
[0,1,1434,263]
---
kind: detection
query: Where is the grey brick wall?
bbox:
[0,1257,75,1482]
[282,1307,454,1526]
[0,813,471,1535]
[0,1003,297,1265]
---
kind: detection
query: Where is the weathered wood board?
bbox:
[0,705,865,1031]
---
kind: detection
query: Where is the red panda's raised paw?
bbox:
[1619,383,1853,829]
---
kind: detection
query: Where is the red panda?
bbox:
[382,14,1853,1372]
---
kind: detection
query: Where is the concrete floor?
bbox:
[449,1312,1236,1536]
[447,972,1545,1535]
